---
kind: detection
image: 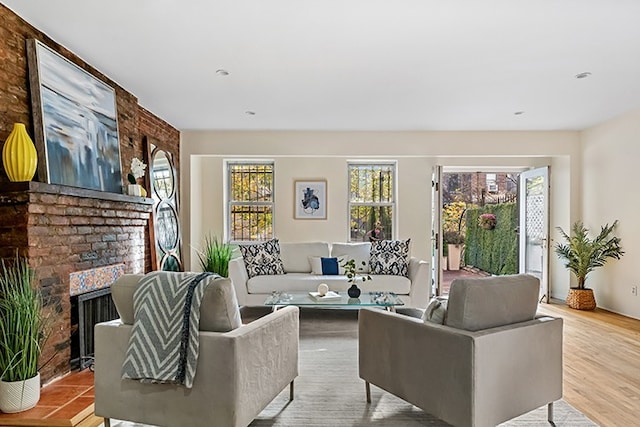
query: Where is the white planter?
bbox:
[441,256,448,270]
[447,244,463,271]
[0,372,40,413]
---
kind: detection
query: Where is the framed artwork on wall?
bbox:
[294,179,327,220]
[27,39,123,193]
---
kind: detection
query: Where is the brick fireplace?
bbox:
[0,182,153,383]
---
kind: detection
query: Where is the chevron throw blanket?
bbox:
[121,271,217,388]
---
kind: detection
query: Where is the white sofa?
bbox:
[228,241,431,308]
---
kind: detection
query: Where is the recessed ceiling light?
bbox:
[216,69,230,76]
[575,72,592,79]
[514,111,524,115]
[245,111,256,116]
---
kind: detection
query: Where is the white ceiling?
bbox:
[4,0,640,131]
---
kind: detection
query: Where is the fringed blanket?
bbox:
[121,271,218,388]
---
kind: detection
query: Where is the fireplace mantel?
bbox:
[0,181,154,205]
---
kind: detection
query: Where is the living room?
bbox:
[1,1,639,426]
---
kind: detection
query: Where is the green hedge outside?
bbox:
[464,203,518,275]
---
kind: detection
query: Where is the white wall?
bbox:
[581,108,640,319]
[181,130,581,302]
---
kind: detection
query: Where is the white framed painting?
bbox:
[27,39,123,193]
[294,179,327,220]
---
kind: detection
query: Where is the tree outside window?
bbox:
[227,162,274,242]
[348,163,395,242]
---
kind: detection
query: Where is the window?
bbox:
[486,173,498,193]
[227,162,274,242]
[348,163,395,242]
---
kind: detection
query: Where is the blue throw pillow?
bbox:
[320,257,339,275]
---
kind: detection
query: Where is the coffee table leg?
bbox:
[365,381,371,403]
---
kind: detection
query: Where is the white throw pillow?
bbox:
[331,243,371,273]
[422,297,448,324]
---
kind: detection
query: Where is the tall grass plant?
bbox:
[197,235,234,277]
[0,256,47,382]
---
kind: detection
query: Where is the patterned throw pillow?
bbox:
[369,239,411,276]
[239,239,285,278]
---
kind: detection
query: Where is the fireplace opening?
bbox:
[70,288,119,370]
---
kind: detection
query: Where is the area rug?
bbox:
[105,307,597,427]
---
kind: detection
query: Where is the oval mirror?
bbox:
[152,150,174,200]
[155,201,179,252]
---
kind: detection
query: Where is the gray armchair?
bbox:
[359,274,563,427]
[94,274,299,427]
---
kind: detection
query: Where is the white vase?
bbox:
[0,372,40,413]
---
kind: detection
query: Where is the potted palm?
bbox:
[197,234,234,277]
[554,221,624,310]
[0,255,49,413]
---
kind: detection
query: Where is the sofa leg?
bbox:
[289,380,294,401]
[547,402,554,425]
[365,381,371,403]
[104,418,111,427]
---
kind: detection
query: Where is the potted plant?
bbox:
[443,230,464,271]
[341,259,371,298]
[0,255,49,413]
[554,221,624,310]
[197,234,234,277]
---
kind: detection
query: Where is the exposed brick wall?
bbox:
[0,5,181,382]
[0,183,152,382]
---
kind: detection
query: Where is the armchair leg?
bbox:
[289,380,294,401]
[365,381,371,403]
[548,402,554,425]
[104,418,111,427]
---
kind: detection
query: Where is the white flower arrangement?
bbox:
[128,157,147,184]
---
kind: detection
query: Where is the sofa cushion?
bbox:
[422,297,448,324]
[280,241,330,272]
[331,242,371,273]
[309,257,342,275]
[239,239,285,278]
[445,274,540,331]
[111,273,242,332]
[369,239,411,276]
[247,273,411,295]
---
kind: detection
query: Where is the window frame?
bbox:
[347,161,397,242]
[225,160,275,243]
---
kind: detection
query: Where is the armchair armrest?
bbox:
[228,257,249,306]
[407,257,430,307]
[215,305,299,424]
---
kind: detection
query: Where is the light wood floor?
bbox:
[537,301,640,427]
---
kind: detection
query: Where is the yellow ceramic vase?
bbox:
[2,123,38,182]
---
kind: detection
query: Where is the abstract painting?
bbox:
[27,39,123,193]
[294,179,327,219]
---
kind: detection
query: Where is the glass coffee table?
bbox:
[264,291,404,312]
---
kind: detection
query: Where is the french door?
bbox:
[518,167,550,303]
[431,165,443,296]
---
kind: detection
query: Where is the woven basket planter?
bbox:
[566,288,596,310]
